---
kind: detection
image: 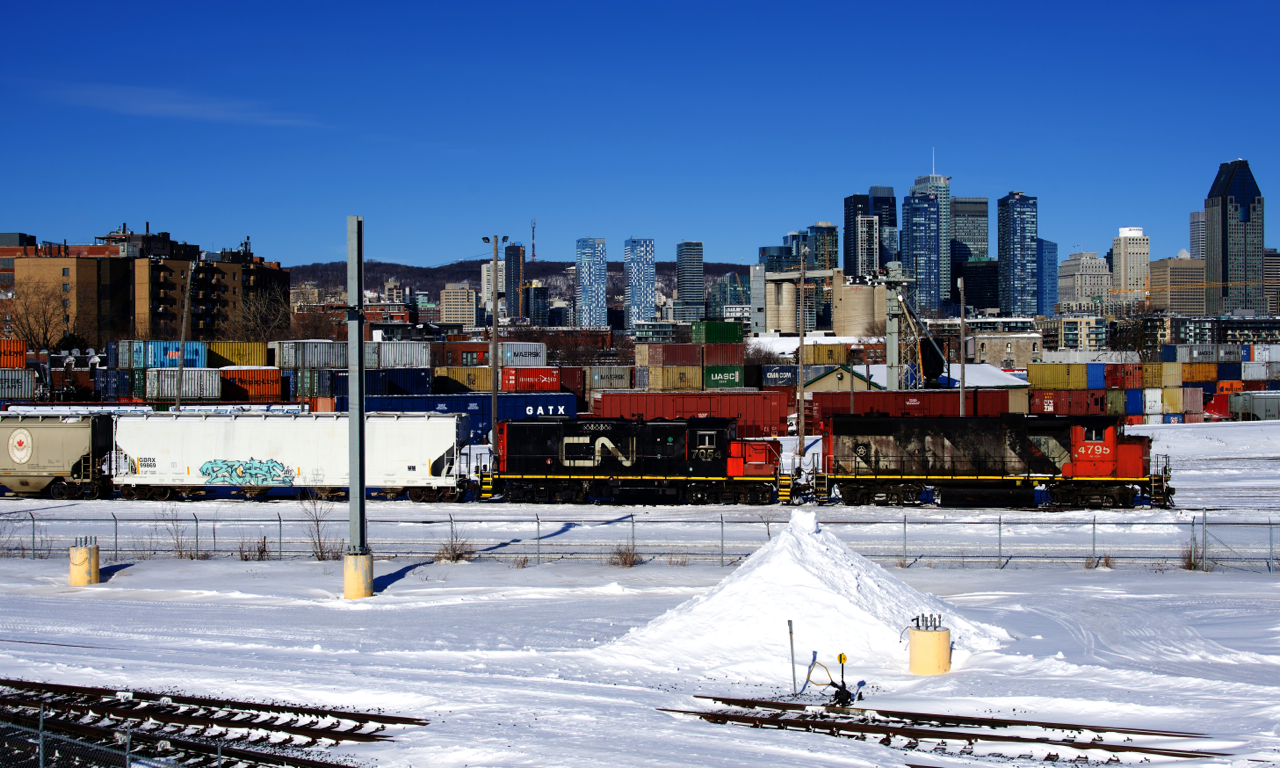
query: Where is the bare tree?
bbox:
[744,341,788,365]
[218,284,293,342]
[298,487,343,560]
[3,281,69,352]
[291,309,344,340]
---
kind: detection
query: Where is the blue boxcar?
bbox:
[331,370,388,398]
[336,392,577,444]
[145,341,208,369]
[1086,363,1106,390]
[385,368,433,395]
[1124,389,1143,415]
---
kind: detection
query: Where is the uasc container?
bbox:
[704,366,745,388]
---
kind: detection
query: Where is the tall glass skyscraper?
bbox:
[575,237,607,327]
[900,191,943,312]
[997,191,1039,316]
[623,237,655,328]
[1189,210,1205,260]
[1205,160,1265,314]
[503,242,525,319]
[950,197,988,305]
[843,194,870,274]
[869,185,898,267]
[1036,238,1058,317]
[674,241,705,323]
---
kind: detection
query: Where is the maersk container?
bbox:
[335,392,577,444]
[499,342,547,367]
[332,369,389,398]
[1124,389,1143,416]
[145,341,208,370]
[112,412,469,491]
[762,365,798,388]
[207,342,268,368]
[587,366,632,391]
[0,369,36,399]
[372,341,432,369]
[145,368,221,401]
[704,366,745,388]
[1216,345,1242,363]
[385,368,433,395]
[1143,388,1163,415]
[1243,361,1268,381]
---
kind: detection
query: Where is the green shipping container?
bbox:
[1104,389,1127,416]
[691,321,744,345]
[704,366,745,388]
[130,369,146,398]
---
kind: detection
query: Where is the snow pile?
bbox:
[602,510,1005,678]
[1129,421,1280,460]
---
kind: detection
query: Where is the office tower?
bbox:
[749,264,766,336]
[1189,211,1206,260]
[782,229,811,262]
[524,284,550,326]
[903,175,951,313]
[1111,227,1150,306]
[575,237,607,327]
[843,194,870,274]
[1266,247,1280,312]
[808,222,839,271]
[1150,254,1206,315]
[623,237,655,328]
[440,283,478,326]
[758,245,795,272]
[852,214,879,278]
[705,273,750,319]
[1036,238,1058,317]
[1058,252,1112,307]
[674,240,705,323]
[951,196,988,305]
[961,259,1000,312]
[504,242,525,319]
[997,191,1038,316]
[869,185,899,267]
[1205,159,1266,314]
[480,261,505,316]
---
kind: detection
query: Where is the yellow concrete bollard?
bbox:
[344,554,373,599]
[908,627,951,675]
[69,545,100,587]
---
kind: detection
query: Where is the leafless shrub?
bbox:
[298,489,343,561]
[606,543,641,568]
[510,555,530,569]
[239,536,271,562]
[1182,537,1204,571]
[435,531,474,563]
[1086,554,1115,570]
[156,504,192,559]
[755,510,782,540]
[666,549,689,567]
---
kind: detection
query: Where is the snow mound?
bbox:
[601,510,1006,678]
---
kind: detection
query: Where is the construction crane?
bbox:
[530,219,536,263]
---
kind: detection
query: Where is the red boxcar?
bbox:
[592,390,788,438]
[501,367,560,392]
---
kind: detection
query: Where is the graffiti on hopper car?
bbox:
[199,458,294,486]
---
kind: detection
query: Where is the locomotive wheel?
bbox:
[408,487,427,503]
[534,486,550,503]
[151,486,173,502]
[120,485,136,501]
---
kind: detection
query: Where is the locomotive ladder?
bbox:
[813,470,830,504]
[777,473,793,505]
[478,472,495,501]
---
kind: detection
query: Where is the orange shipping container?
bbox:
[0,339,23,368]
[219,366,283,402]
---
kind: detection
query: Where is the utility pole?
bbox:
[344,215,372,600]
[958,276,966,417]
[797,245,808,458]
[174,260,195,411]
[483,235,508,445]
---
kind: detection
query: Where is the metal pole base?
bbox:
[69,546,99,586]
[343,554,373,599]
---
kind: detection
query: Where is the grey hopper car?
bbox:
[0,414,113,498]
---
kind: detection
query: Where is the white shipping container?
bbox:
[1243,362,1268,381]
[1143,388,1163,415]
[500,342,547,367]
[113,413,468,490]
[1145,414,1163,425]
[0,369,36,399]
[268,341,299,369]
[372,341,432,369]
[144,369,222,400]
[1269,361,1280,380]
[301,341,347,369]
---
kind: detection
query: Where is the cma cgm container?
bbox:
[592,390,788,438]
[145,341,208,369]
[335,392,578,444]
[703,344,745,367]
[207,342,268,368]
[145,369,221,401]
[762,365,798,388]
[587,366,632,391]
[704,366,745,388]
[219,367,283,402]
[502,367,560,391]
[692,320,744,344]
[648,366,702,391]
[499,342,547,368]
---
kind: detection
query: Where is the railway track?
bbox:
[0,678,428,768]
[659,695,1232,763]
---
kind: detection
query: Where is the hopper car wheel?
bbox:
[50,481,69,500]
[408,487,427,503]
[442,487,463,503]
[81,482,101,500]
[151,486,173,502]
[120,485,136,501]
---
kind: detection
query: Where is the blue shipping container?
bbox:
[1267,380,1280,391]
[331,370,388,398]
[335,392,577,444]
[1193,381,1216,398]
[1160,345,1177,363]
[1163,413,1184,424]
[145,341,208,369]
[385,368,433,395]
[92,368,131,401]
[1217,362,1242,381]
[105,342,118,369]
[1125,389,1143,415]
[281,370,296,401]
[762,365,798,387]
[1086,363,1106,390]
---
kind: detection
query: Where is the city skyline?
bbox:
[1,4,1274,272]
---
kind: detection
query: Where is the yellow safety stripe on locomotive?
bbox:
[496,474,776,481]
[825,474,1154,482]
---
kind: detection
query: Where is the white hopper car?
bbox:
[112,412,469,501]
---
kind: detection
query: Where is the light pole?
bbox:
[344,215,371,599]
[958,276,966,417]
[796,246,808,460]
[482,236,508,447]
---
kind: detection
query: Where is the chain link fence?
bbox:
[3,509,1277,572]
[0,719,179,768]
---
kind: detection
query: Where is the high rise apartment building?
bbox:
[902,175,951,313]
[504,242,525,319]
[843,194,870,275]
[868,186,899,267]
[575,238,607,327]
[1111,227,1150,306]
[1189,211,1206,260]
[480,261,505,316]
[440,283,478,326]
[997,191,1038,316]
[1036,238,1058,317]
[674,240,705,323]
[1150,254,1206,315]
[623,237,655,328]
[1204,159,1266,314]
[1057,251,1111,308]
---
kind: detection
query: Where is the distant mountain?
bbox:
[288,259,752,302]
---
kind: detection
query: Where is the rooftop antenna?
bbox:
[932,147,935,175]
[530,218,537,263]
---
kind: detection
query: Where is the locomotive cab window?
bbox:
[1084,426,1105,442]
[697,432,716,448]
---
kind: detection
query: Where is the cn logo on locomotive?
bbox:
[561,436,634,467]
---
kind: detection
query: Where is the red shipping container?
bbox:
[220,367,283,402]
[703,343,746,367]
[501,367,560,392]
[593,390,789,438]
[643,344,701,367]
[559,366,585,394]
[1122,415,1145,426]
[1029,390,1062,414]
[1243,380,1266,391]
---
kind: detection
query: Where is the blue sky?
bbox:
[3,1,1276,270]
